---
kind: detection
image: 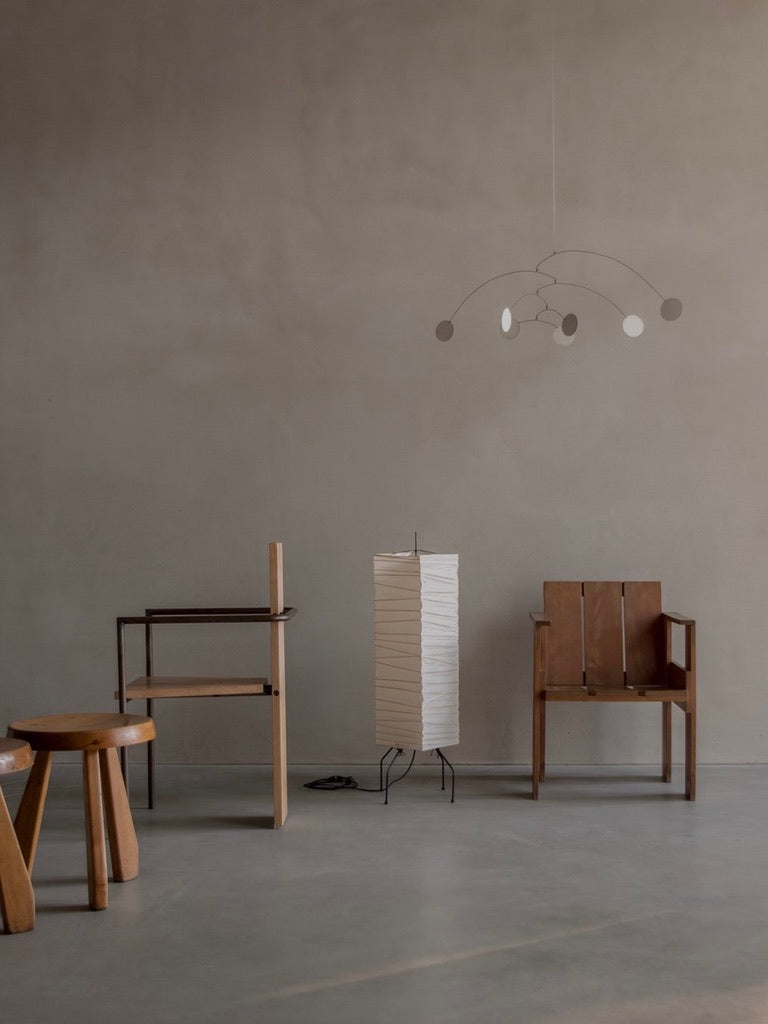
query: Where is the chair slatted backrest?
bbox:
[583,581,623,688]
[623,580,664,688]
[543,581,664,689]
[542,581,583,686]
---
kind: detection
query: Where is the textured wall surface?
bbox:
[2,0,767,764]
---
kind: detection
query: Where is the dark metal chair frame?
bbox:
[116,542,296,827]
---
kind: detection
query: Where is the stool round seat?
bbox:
[0,738,34,775]
[9,713,155,751]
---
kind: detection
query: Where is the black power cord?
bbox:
[304,750,416,793]
[304,775,359,790]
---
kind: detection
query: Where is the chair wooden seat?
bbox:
[531,581,696,800]
[545,686,686,702]
[119,676,269,700]
[7,713,156,911]
[0,739,35,933]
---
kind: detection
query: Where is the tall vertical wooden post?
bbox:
[270,542,287,828]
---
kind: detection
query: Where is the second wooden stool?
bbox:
[0,738,35,933]
[8,713,155,911]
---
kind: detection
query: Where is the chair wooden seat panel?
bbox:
[545,687,687,702]
[118,676,269,700]
[531,580,696,800]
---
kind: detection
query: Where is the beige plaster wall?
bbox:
[2,0,766,765]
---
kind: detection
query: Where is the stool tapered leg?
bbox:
[99,748,138,882]
[0,788,35,933]
[83,750,108,910]
[13,750,52,874]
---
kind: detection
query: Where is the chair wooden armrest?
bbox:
[662,612,695,627]
[146,606,298,620]
[530,612,551,625]
[662,612,696,675]
[117,608,297,625]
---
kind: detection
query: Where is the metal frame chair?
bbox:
[116,541,296,827]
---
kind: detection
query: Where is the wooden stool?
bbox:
[8,714,156,911]
[0,738,35,933]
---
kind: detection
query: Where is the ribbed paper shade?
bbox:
[374,552,459,751]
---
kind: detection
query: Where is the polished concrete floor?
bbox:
[2,763,767,1023]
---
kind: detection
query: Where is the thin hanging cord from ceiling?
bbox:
[550,0,557,254]
[433,0,683,344]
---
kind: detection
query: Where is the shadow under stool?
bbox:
[0,738,35,933]
[8,713,155,911]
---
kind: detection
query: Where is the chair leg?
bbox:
[662,703,672,782]
[532,695,542,800]
[99,748,139,882]
[82,750,108,911]
[146,698,155,810]
[13,750,53,874]
[272,690,287,828]
[539,699,546,782]
[0,787,35,933]
[685,708,696,801]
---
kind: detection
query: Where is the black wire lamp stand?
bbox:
[378,746,456,805]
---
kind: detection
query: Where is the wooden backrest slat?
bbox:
[583,581,623,688]
[543,582,583,686]
[623,581,664,687]
[269,541,285,615]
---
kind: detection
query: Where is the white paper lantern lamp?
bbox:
[374,550,459,800]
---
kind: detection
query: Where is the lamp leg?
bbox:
[435,749,455,803]
[378,747,394,793]
[383,749,403,805]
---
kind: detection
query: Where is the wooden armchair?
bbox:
[116,542,296,827]
[531,581,696,800]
